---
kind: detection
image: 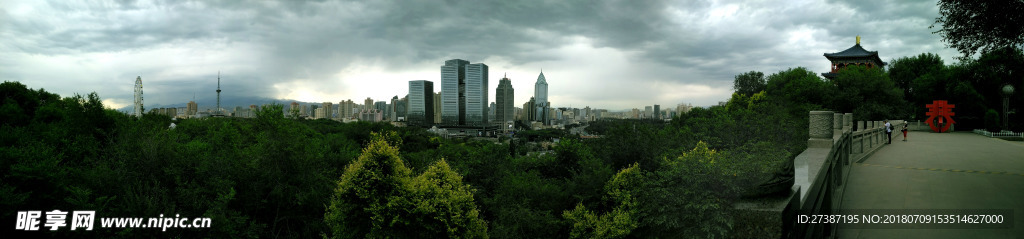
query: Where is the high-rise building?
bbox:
[389,96,399,121]
[321,102,333,119]
[676,103,693,115]
[315,108,325,119]
[441,59,469,125]
[338,101,345,119]
[289,102,299,116]
[496,74,514,123]
[364,97,374,110]
[433,92,442,124]
[653,104,660,119]
[534,71,548,124]
[408,80,434,126]
[374,101,387,115]
[340,100,355,119]
[523,97,535,122]
[187,100,198,117]
[464,63,489,126]
[133,76,143,117]
[488,102,496,123]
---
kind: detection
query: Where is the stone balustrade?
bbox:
[786,112,904,238]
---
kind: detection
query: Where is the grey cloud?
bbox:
[2,0,961,109]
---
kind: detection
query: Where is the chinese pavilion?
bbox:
[822,36,885,79]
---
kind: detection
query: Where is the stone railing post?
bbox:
[867,121,875,147]
[833,113,843,136]
[857,121,864,132]
[809,111,834,148]
[844,113,852,131]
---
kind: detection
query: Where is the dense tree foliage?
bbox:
[888,53,945,109]
[324,132,487,238]
[932,0,1024,59]
[887,49,1023,131]
[733,71,766,96]
[828,65,908,121]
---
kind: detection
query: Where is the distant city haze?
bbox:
[1,1,959,111]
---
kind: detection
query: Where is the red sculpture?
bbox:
[925,100,955,133]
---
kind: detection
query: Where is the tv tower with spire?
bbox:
[215,71,223,116]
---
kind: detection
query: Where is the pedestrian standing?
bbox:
[902,123,908,141]
[884,120,892,144]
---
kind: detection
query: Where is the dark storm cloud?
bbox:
[1,0,959,108]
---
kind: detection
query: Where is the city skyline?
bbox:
[2,1,960,111]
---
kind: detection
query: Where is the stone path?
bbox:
[837,132,1024,239]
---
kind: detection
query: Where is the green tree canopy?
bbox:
[325,131,487,238]
[888,53,945,102]
[733,71,766,96]
[932,0,1024,59]
[828,65,907,121]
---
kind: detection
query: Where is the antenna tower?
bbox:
[216,71,222,115]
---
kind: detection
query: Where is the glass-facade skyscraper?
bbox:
[534,71,548,124]
[441,59,469,125]
[408,80,434,126]
[465,63,489,126]
[496,74,514,123]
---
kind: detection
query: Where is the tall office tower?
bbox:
[398,95,408,120]
[364,97,374,110]
[322,102,333,119]
[644,106,653,119]
[534,71,548,124]
[488,102,496,123]
[632,108,641,119]
[441,59,469,125]
[187,100,198,117]
[408,80,434,126]
[388,96,399,121]
[433,92,442,124]
[133,76,143,117]
[464,63,489,125]
[374,101,387,115]
[653,104,660,119]
[309,104,319,118]
[301,104,310,117]
[523,97,535,122]
[496,74,514,123]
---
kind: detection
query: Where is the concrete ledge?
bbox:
[807,138,833,148]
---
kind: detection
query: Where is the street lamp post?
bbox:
[1002,84,1015,132]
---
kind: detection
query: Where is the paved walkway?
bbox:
[838,132,1024,239]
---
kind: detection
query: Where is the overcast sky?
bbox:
[1,0,961,111]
